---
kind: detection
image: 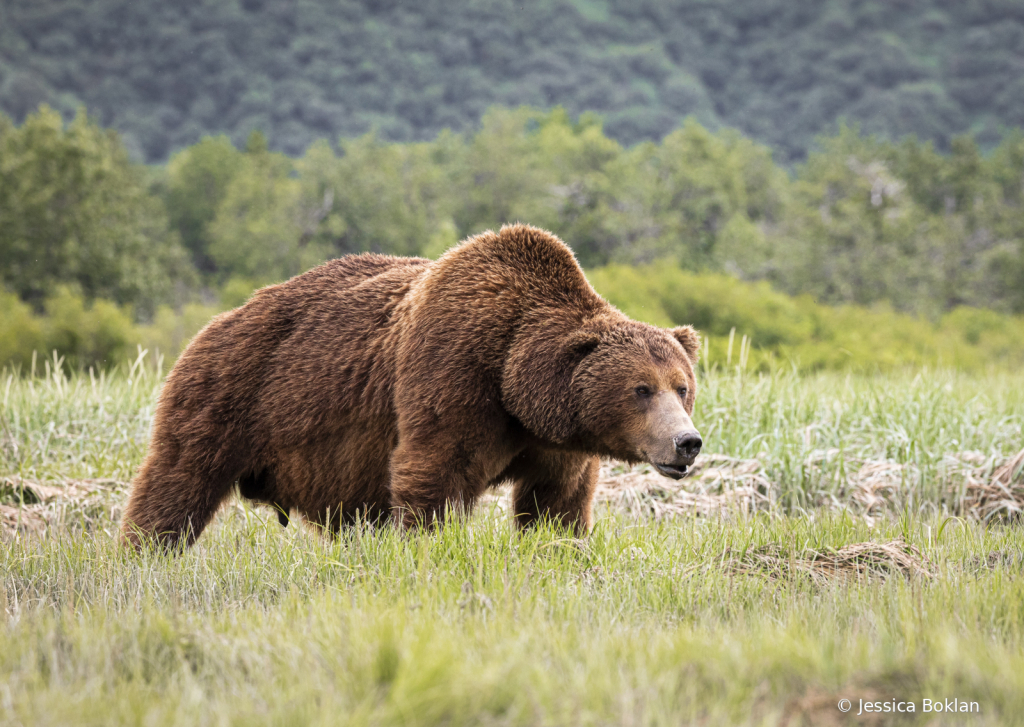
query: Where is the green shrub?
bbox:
[0,290,44,370]
[218,277,262,309]
[5,265,1024,376]
[940,307,1024,369]
[40,287,138,369]
[1,287,142,371]
[136,302,223,365]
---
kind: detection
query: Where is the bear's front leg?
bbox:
[389,444,484,529]
[509,449,600,535]
[388,418,518,529]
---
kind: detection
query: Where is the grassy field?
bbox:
[2,362,1024,725]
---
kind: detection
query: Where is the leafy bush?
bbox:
[136,302,223,366]
[0,288,215,372]
[40,288,137,370]
[0,291,44,370]
[0,287,135,370]
[5,265,1024,375]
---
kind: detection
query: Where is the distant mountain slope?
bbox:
[2,0,1023,162]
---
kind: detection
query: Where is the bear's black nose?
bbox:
[673,431,703,458]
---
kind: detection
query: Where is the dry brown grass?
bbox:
[952,448,1024,522]
[0,476,119,539]
[594,447,1024,524]
[594,455,772,519]
[833,447,1024,521]
[713,539,935,584]
[3,447,1023,540]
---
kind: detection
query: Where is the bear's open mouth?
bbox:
[653,462,689,479]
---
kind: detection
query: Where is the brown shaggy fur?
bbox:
[121,224,701,548]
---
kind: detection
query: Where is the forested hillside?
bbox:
[2,0,1024,162]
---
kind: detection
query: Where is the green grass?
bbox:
[3,367,1024,725]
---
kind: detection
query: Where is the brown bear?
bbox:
[121,224,702,548]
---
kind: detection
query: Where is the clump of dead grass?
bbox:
[595,455,772,519]
[951,448,1024,522]
[0,476,120,539]
[701,539,934,584]
[848,460,915,513]
[838,447,1024,521]
[592,446,1024,523]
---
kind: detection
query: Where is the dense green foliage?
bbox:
[2,369,1024,724]
[0,289,219,371]
[0,107,192,315]
[1,105,1023,371]
[4,0,1024,163]
[4,259,1024,373]
[0,289,137,372]
[157,107,1024,313]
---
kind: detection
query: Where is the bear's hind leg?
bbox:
[508,449,600,535]
[121,436,241,550]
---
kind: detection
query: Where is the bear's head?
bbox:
[568,322,702,478]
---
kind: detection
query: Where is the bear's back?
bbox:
[249,253,431,444]
[267,252,428,301]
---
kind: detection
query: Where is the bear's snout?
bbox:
[673,431,703,459]
[652,432,701,480]
[637,390,702,480]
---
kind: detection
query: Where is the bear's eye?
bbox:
[634,385,653,398]
[677,386,688,399]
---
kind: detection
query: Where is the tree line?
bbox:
[1,104,1023,368]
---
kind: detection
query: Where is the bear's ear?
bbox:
[563,330,601,359]
[670,325,701,364]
